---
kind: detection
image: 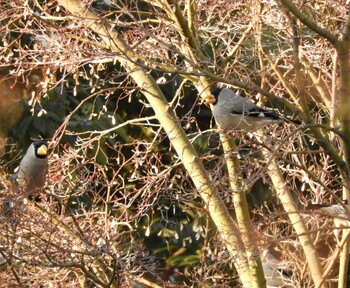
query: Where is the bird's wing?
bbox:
[239,106,281,120]
[8,165,19,182]
[222,96,281,119]
[319,205,348,218]
[8,172,18,182]
[220,95,254,112]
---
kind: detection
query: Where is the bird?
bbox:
[307,201,350,245]
[13,140,49,193]
[206,87,289,131]
[261,247,295,287]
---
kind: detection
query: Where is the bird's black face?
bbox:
[210,87,222,99]
[209,87,222,105]
[33,141,48,159]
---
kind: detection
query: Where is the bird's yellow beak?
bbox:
[203,94,216,107]
[37,144,48,156]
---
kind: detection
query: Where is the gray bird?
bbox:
[307,201,350,244]
[261,247,295,287]
[15,140,48,192]
[208,87,286,131]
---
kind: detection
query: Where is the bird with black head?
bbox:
[15,140,49,193]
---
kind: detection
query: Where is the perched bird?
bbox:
[307,201,350,245]
[207,87,288,131]
[261,247,295,288]
[13,140,48,193]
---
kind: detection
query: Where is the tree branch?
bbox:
[278,0,338,46]
[220,131,266,287]
[57,0,255,286]
[259,138,326,288]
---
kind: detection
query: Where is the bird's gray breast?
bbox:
[17,155,48,189]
